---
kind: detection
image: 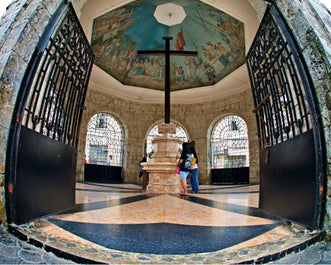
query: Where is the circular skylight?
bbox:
[154,3,186,26]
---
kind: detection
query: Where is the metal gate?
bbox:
[6,2,94,224]
[246,4,326,229]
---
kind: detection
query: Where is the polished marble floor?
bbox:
[13,182,324,264]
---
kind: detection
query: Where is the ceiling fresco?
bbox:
[91,0,245,91]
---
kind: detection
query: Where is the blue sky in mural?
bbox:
[91,0,245,91]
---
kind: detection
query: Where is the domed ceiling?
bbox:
[90,0,246,92]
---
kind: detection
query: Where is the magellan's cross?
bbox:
[137,36,198,124]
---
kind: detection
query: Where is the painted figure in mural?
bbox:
[204,62,216,81]
[193,56,203,81]
[176,66,185,82]
[155,57,164,81]
[182,57,194,80]
[90,0,245,91]
[176,30,186,51]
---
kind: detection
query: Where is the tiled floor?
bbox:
[12,183,324,264]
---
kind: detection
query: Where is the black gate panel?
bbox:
[246,4,326,229]
[84,164,123,183]
[260,130,316,227]
[16,127,75,224]
[211,167,249,184]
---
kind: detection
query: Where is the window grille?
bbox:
[85,113,124,166]
[146,123,188,155]
[211,115,249,168]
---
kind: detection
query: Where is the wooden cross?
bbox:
[137,36,198,124]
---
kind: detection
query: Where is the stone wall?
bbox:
[76,88,259,185]
[275,0,331,235]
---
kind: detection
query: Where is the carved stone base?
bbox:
[142,124,182,193]
[142,162,180,193]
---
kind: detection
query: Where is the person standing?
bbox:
[176,148,182,176]
[139,155,147,178]
[189,141,199,193]
[178,142,192,196]
[139,155,150,192]
[107,155,113,165]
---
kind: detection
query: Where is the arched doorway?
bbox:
[210,115,249,184]
[83,113,124,183]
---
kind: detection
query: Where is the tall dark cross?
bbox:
[137,36,198,124]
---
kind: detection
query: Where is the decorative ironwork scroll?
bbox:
[21,3,94,148]
[246,6,313,148]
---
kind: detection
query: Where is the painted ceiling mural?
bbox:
[91,0,245,91]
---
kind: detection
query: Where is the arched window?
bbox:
[146,122,188,155]
[211,115,249,168]
[85,113,124,166]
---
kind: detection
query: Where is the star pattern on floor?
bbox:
[48,190,285,254]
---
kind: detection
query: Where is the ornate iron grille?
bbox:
[85,113,124,166]
[211,115,249,168]
[246,5,312,148]
[147,123,188,155]
[21,3,94,148]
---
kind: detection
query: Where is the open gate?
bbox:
[6,2,94,224]
[246,4,326,229]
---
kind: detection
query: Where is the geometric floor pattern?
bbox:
[11,183,324,264]
[48,184,285,255]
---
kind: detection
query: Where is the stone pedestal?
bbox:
[142,124,182,193]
